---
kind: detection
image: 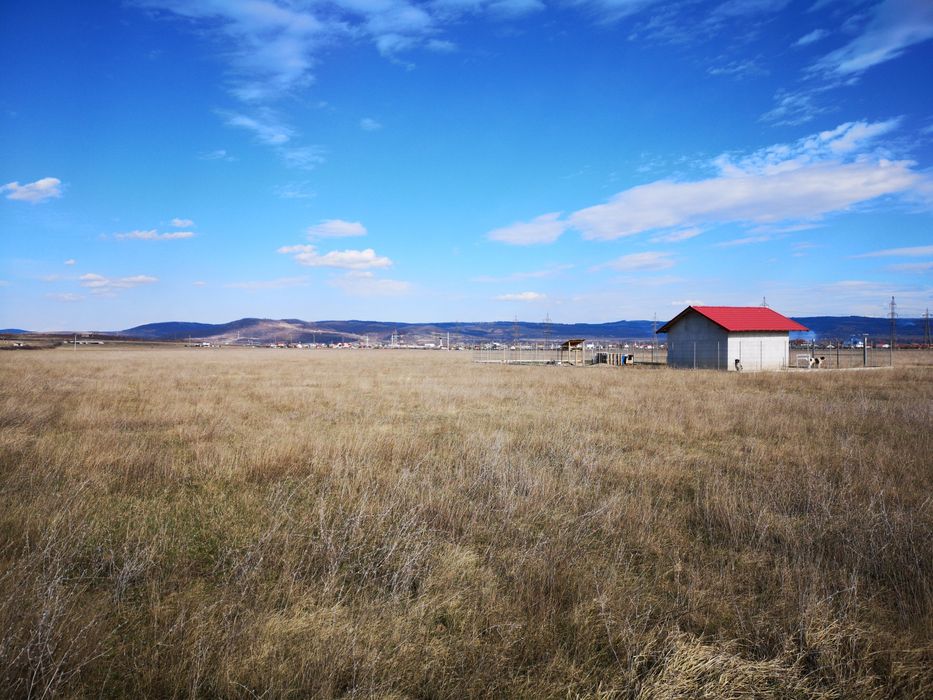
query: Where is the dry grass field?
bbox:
[1,347,931,698]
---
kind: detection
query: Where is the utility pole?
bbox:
[652,312,657,362]
[924,308,931,348]
[512,315,520,348]
[888,296,897,366]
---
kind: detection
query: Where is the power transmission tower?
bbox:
[923,308,931,348]
[512,315,520,348]
[542,313,552,350]
[761,296,768,307]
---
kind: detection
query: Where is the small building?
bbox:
[558,339,586,366]
[657,306,808,371]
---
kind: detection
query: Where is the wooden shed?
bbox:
[558,339,587,366]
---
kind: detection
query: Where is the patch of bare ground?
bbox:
[0,348,930,697]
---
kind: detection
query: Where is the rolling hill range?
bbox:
[119,315,930,344]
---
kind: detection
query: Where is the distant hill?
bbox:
[0,329,30,334]
[121,315,929,344]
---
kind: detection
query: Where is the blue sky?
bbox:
[1,0,932,330]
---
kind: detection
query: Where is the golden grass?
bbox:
[1,347,931,698]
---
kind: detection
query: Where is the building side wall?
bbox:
[665,313,729,369]
[727,333,789,371]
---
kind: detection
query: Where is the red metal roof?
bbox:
[657,306,809,333]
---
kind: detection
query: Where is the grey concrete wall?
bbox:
[665,313,729,369]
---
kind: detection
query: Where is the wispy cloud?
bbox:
[307,219,367,238]
[278,245,392,270]
[114,229,195,240]
[650,227,701,243]
[79,273,158,296]
[486,119,926,245]
[171,217,194,227]
[279,145,326,169]
[707,58,765,79]
[328,270,411,296]
[198,148,236,161]
[794,28,828,46]
[274,182,315,199]
[715,234,773,247]
[594,251,675,271]
[360,117,382,131]
[225,276,310,290]
[760,88,829,127]
[487,212,568,245]
[222,110,292,144]
[853,245,933,258]
[45,292,83,302]
[1,177,62,203]
[472,264,573,283]
[813,0,933,76]
[569,120,922,240]
[495,291,546,302]
[888,261,933,273]
[64,259,76,266]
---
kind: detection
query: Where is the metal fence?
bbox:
[471,341,665,365]
[472,340,894,370]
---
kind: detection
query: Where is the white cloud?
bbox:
[45,292,83,302]
[814,0,933,76]
[199,148,236,161]
[715,234,773,247]
[794,28,828,46]
[472,264,574,283]
[650,227,701,243]
[141,1,328,102]
[888,261,933,273]
[114,229,195,240]
[193,280,207,287]
[484,120,922,246]
[487,0,545,18]
[223,110,292,144]
[225,276,310,290]
[594,251,675,271]
[278,244,392,269]
[487,212,569,245]
[64,259,76,266]
[329,271,411,296]
[1,177,62,203]
[79,273,158,296]
[567,120,924,240]
[760,88,829,126]
[853,245,933,258]
[307,219,367,238]
[495,291,546,302]
[360,117,382,131]
[274,182,316,199]
[279,145,326,169]
[171,217,194,227]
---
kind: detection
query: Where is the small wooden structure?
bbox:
[558,339,586,366]
[595,351,634,366]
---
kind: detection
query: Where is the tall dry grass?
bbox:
[0,347,931,698]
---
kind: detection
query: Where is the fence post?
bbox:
[693,342,696,370]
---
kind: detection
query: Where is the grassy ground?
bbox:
[1,347,931,698]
